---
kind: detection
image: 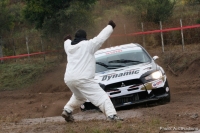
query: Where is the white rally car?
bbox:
[81,43,170,110]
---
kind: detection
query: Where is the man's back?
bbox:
[64,25,114,82]
[64,40,96,81]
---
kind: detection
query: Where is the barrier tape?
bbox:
[0,50,59,60]
[0,52,44,60]
[111,24,200,37]
[1,24,200,60]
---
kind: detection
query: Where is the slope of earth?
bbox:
[0,54,200,133]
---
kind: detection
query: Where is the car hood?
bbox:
[94,62,156,85]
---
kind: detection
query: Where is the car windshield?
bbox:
[95,47,151,73]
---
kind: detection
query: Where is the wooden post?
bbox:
[41,38,45,61]
[0,36,3,63]
[180,19,185,51]
[160,21,164,52]
[141,22,145,48]
[12,38,16,62]
[124,24,127,43]
[26,36,30,60]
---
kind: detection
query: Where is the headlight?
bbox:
[145,71,162,81]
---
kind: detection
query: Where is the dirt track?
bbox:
[0,59,200,133]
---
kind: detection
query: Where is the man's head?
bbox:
[75,29,87,39]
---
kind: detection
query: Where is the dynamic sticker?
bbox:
[102,69,139,81]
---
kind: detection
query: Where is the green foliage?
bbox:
[197,18,200,24]
[0,0,25,37]
[134,0,176,24]
[9,2,25,28]
[0,0,14,35]
[183,0,200,5]
[23,0,97,36]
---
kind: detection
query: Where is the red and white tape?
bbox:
[1,24,200,60]
[111,24,200,37]
[0,50,59,60]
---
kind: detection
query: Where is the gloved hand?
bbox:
[64,35,72,41]
[108,20,116,29]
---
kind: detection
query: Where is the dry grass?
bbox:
[0,55,62,91]
[144,43,200,77]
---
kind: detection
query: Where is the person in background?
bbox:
[62,20,123,122]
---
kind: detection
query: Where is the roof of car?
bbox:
[95,43,141,55]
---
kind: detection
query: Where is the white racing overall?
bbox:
[63,25,117,117]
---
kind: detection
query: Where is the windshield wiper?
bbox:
[109,59,144,63]
[96,62,108,68]
[96,62,126,68]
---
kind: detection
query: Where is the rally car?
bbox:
[81,43,170,111]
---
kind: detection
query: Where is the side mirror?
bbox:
[153,56,159,60]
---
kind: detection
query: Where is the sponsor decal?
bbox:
[106,49,122,55]
[152,80,163,88]
[102,69,139,81]
[143,67,152,71]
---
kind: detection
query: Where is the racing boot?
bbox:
[61,110,74,122]
[107,115,123,121]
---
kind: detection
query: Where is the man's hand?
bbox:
[64,35,72,41]
[108,20,116,29]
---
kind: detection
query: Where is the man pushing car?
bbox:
[62,20,123,122]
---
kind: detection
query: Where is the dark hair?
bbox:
[75,29,87,38]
